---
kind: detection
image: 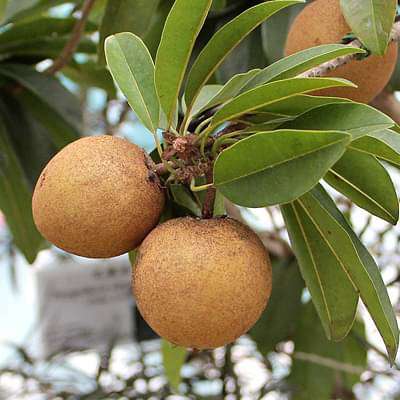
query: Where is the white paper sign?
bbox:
[30,251,134,358]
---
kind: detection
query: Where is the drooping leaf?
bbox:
[0,64,81,149]
[281,203,358,341]
[155,0,212,127]
[214,129,350,207]
[282,103,394,140]
[0,118,43,263]
[98,0,161,63]
[250,258,304,354]
[105,32,159,133]
[162,340,187,392]
[325,149,399,224]
[208,77,355,131]
[298,185,399,362]
[340,0,397,55]
[289,302,366,400]
[244,44,365,91]
[185,0,300,109]
[350,129,400,167]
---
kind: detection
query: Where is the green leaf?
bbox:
[63,61,116,97]
[98,0,161,63]
[340,0,396,55]
[211,0,226,11]
[105,32,159,133]
[258,94,350,117]
[214,129,350,207]
[155,0,212,127]
[250,258,304,354]
[208,77,355,131]
[0,119,43,263]
[184,0,300,109]
[0,0,8,22]
[281,203,358,341]
[325,149,399,224]
[282,103,394,140]
[161,340,187,392]
[129,249,138,264]
[170,184,201,217]
[0,64,81,149]
[298,185,399,362]
[183,84,223,117]
[350,129,400,167]
[289,302,366,400]
[244,44,365,91]
[0,17,96,52]
[195,69,261,115]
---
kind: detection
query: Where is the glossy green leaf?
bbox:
[185,0,300,109]
[195,69,260,115]
[244,44,365,91]
[340,0,396,55]
[0,64,81,148]
[289,302,366,399]
[0,0,8,22]
[162,340,187,392]
[298,185,399,362]
[105,32,159,133]
[214,129,350,207]
[325,149,399,224]
[211,0,226,10]
[155,0,212,127]
[250,258,304,354]
[281,203,358,341]
[98,0,161,63]
[350,129,400,167]
[0,119,43,263]
[282,103,394,140]
[258,94,350,117]
[209,77,355,131]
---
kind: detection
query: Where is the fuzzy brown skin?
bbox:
[285,0,398,103]
[133,217,272,349]
[32,135,165,258]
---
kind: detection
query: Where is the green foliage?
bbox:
[161,340,187,391]
[184,0,299,111]
[155,0,212,127]
[105,32,159,133]
[0,119,43,263]
[340,0,397,55]
[214,129,350,207]
[289,302,367,399]
[250,258,304,354]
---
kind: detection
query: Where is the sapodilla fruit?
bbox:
[133,217,272,349]
[32,135,164,258]
[285,0,398,103]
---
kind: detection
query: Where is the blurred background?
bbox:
[1,0,400,399]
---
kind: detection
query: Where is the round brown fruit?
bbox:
[132,217,272,349]
[32,135,165,258]
[285,0,398,103]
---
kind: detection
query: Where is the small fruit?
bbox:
[32,135,164,258]
[285,0,398,103]
[133,217,272,349]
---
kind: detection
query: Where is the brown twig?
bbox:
[202,170,217,219]
[45,0,97,75]
[301,21,400,78]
